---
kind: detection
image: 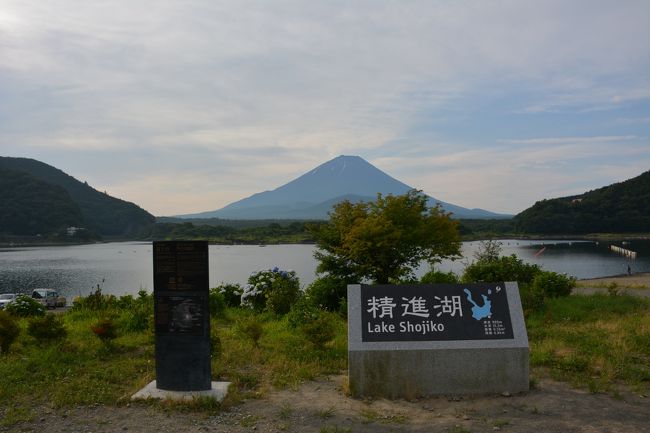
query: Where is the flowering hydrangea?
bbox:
[241,267,300,314]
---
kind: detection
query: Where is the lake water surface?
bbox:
[0,240,648,300]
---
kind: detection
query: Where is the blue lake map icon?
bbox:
[463,288,492,320]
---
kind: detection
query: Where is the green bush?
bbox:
[242,268,300,315]
[27,313,67,343]
[462,254,540,284]
[235,316,263,347]
[304,276,347,312]
[287,299,337,349]
[208,288,226,317]
[5,294,45,317]
[301,312,337,349]
[215,283,243,307]
[113,291,152,332]
[210,329,222,357]
[118,307,150,333]
[420,269,459,284]
[72,286,117,311]
[531,271,576,299]
[0,310,20,354]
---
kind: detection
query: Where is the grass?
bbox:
[1,290,649,430]
[527,294,650,392]
[0,304,347,426]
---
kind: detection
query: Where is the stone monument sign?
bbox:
[153,240,211,391]
[348,282,529,398]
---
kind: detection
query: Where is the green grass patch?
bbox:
[0,304,347,427]
[527,294,650,392]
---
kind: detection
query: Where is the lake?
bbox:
[0,239,648,300]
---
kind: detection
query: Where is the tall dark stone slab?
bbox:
[153,241,211,391]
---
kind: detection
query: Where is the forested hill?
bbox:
[515,170,650,234]
[0,157,154,236]
[0,168,84,236]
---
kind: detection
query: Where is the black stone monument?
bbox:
[153,240,211,391]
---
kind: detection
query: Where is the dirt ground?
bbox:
[578,272,650,288]
[575,272,650,297]
[5,375,649,433]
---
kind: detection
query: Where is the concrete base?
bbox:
[349,347,529,398]
[131,380,230,402]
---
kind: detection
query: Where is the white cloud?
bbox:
[1,1,649,215]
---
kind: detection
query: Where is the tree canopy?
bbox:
[310,190,461,284]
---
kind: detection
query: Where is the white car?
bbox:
[0,293,17,310]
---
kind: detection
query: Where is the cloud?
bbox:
[1,1,649,215]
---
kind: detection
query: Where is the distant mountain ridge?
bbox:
[515,170,650,233]
[0,157,155,236]
[179,155,508,220]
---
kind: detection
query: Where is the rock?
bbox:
[501,391,512,397]
[463,415,470,420]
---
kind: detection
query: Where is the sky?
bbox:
[1,0,649,216]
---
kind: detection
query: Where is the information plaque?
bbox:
[361,283,514,342]
[153,241,211,391]
[348,282,529,398]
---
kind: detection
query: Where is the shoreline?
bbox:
[577,272,650,290]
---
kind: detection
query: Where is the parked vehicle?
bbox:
[31,288,65,309]
[0,293,17,310]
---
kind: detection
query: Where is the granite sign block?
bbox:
[348,282,529,398]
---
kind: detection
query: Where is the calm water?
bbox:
[0,240,648,300]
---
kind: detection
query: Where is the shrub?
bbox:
[90,318,117,343]
[5,294,45,317]
[462,254,540,284]
[118,307,150,333]
[235,316,263,347]
[115,291,152,332]
[27,313,67,343]
[301,312,337,349]
[242,267,300,315]
[287,299,337,349]
[420,269,459,284]
[0,310,20,354]
[210,329,222,357]
[215,283,243,307]
[304,276,347,312]
[208,288,226,317]
[531,271,576,299]
[72,285,117,311]
[287,297,320,329]
[519,283,546,312]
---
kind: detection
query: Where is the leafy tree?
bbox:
[310,190,461,284]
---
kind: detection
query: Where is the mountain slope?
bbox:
[180,155,507,220]
[0,167,84,235]
[0,157,155,236]
[515,170,650,233]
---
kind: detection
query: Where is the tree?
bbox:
[310,190,461,284]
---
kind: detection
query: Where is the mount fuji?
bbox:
[177,155,508,220]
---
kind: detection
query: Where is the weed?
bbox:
[0,310,20,354]
[607,282,620,296]
[278,402,293,420]
[27,313,67,343]
[0,405,34,426]
[90,318,117,343]
[315,406,336,419]
[359,408,406,424]
[319,426,352,433]
[448,425,471,433]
